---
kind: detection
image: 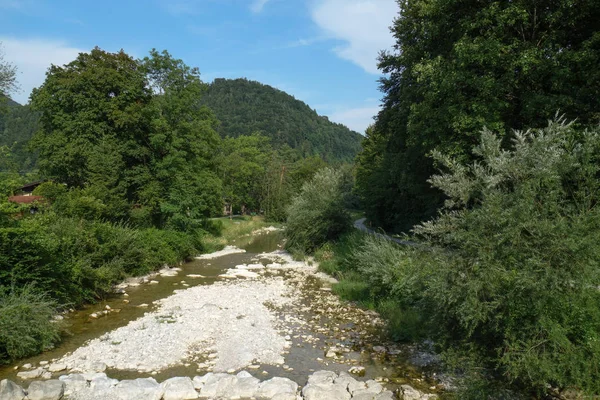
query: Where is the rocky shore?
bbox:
[1,369,437,400]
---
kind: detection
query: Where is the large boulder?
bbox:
[26,380,65,400]
[0,379,26,400]
[198,373,238,398]
[114,378,164,400]
[161,377,198,400]
[256,377,298,398]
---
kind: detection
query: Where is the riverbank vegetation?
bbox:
[291,120,600,398]
[0,45,345,365]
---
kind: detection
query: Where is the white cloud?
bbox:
[311,0,398,74]
[329,105,380,134]
[0,37,83,104]
[250,0,271,13]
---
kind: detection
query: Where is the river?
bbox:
[0,230,440,396]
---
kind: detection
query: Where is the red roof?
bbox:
[8,195,45,204]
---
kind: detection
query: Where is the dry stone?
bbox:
[0,379,26,400]
[161,377,198,400]
[26,380,65,400]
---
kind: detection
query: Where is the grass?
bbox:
[0,285,61,364]
[314,230,426,343]
[202,215,277,251]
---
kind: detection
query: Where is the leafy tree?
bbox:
[218,133,271,213]
[285,167,352,253]
[140,49,223,228]
[30,48,222,227]
[414,119,600,395]
[357,0,600,232]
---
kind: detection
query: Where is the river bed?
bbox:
[0,231,441,395]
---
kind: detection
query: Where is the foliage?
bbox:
[202,78,362,162]
[218,133,271,213]
[357,0,600,232]
[0,43,18,97]
[0,212,203,306]
[285,167,352,253]
[30,47,222,227]
[0,285,60,364]
[413,119,600,395]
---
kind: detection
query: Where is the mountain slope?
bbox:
[202,78,363,161]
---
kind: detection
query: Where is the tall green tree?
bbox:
[357,0,600,232]
[218,133,271,213]
[31,48,222,227]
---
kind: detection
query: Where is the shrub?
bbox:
[285,168,352,253]
[0,285,60,364]
[414,118,600,395]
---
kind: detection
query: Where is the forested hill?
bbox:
[201,78,363,161]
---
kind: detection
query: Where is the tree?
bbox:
[218,133,271,213]
[285,167,352,253]
[357,0,600,232]
[31,48,222,227]
[0,43,18,98]
[414,119,600,395]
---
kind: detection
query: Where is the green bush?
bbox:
[1,213,205,306]
[285,167,352,253]
[0,285,60,364]
[414,119,600,395]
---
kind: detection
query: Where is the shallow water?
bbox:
[0,231,438,393]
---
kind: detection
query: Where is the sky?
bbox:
[0,0,398,134]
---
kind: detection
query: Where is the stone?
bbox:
[335,372,365,394]
[198,373,237,398]
[365,380,384,394]
[16,368,44,379]
[48,364,67,373]
[0,379,26,400]
[87,361,107,373]
[307,370,338,386]
[161,377,198,400]
[375,391,396,400]
[399,385,438,400]
[352,391,377,400]
[26,380,65,400]
[114,378,164,400]
[348,366,366,376]
[82,372,107,381]
[90,376,118,390]
[372,346,387,353]
[23,364,32,369]
[256,377,298,398]
[58,374,88,394]
[271,393,298,400]
[302,384,351,400]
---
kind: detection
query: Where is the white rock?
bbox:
[302,384,351,400]
[48,364,67,373]
[16,368,44,380]
[0,379,26,400]
[115,378,164,400]
[26,380,65,400]
[161,377,198,400]
[256,377,298,398]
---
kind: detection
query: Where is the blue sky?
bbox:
[0,0,398,133]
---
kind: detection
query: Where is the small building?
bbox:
[18,181,45,196]
[7,195,46,215]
